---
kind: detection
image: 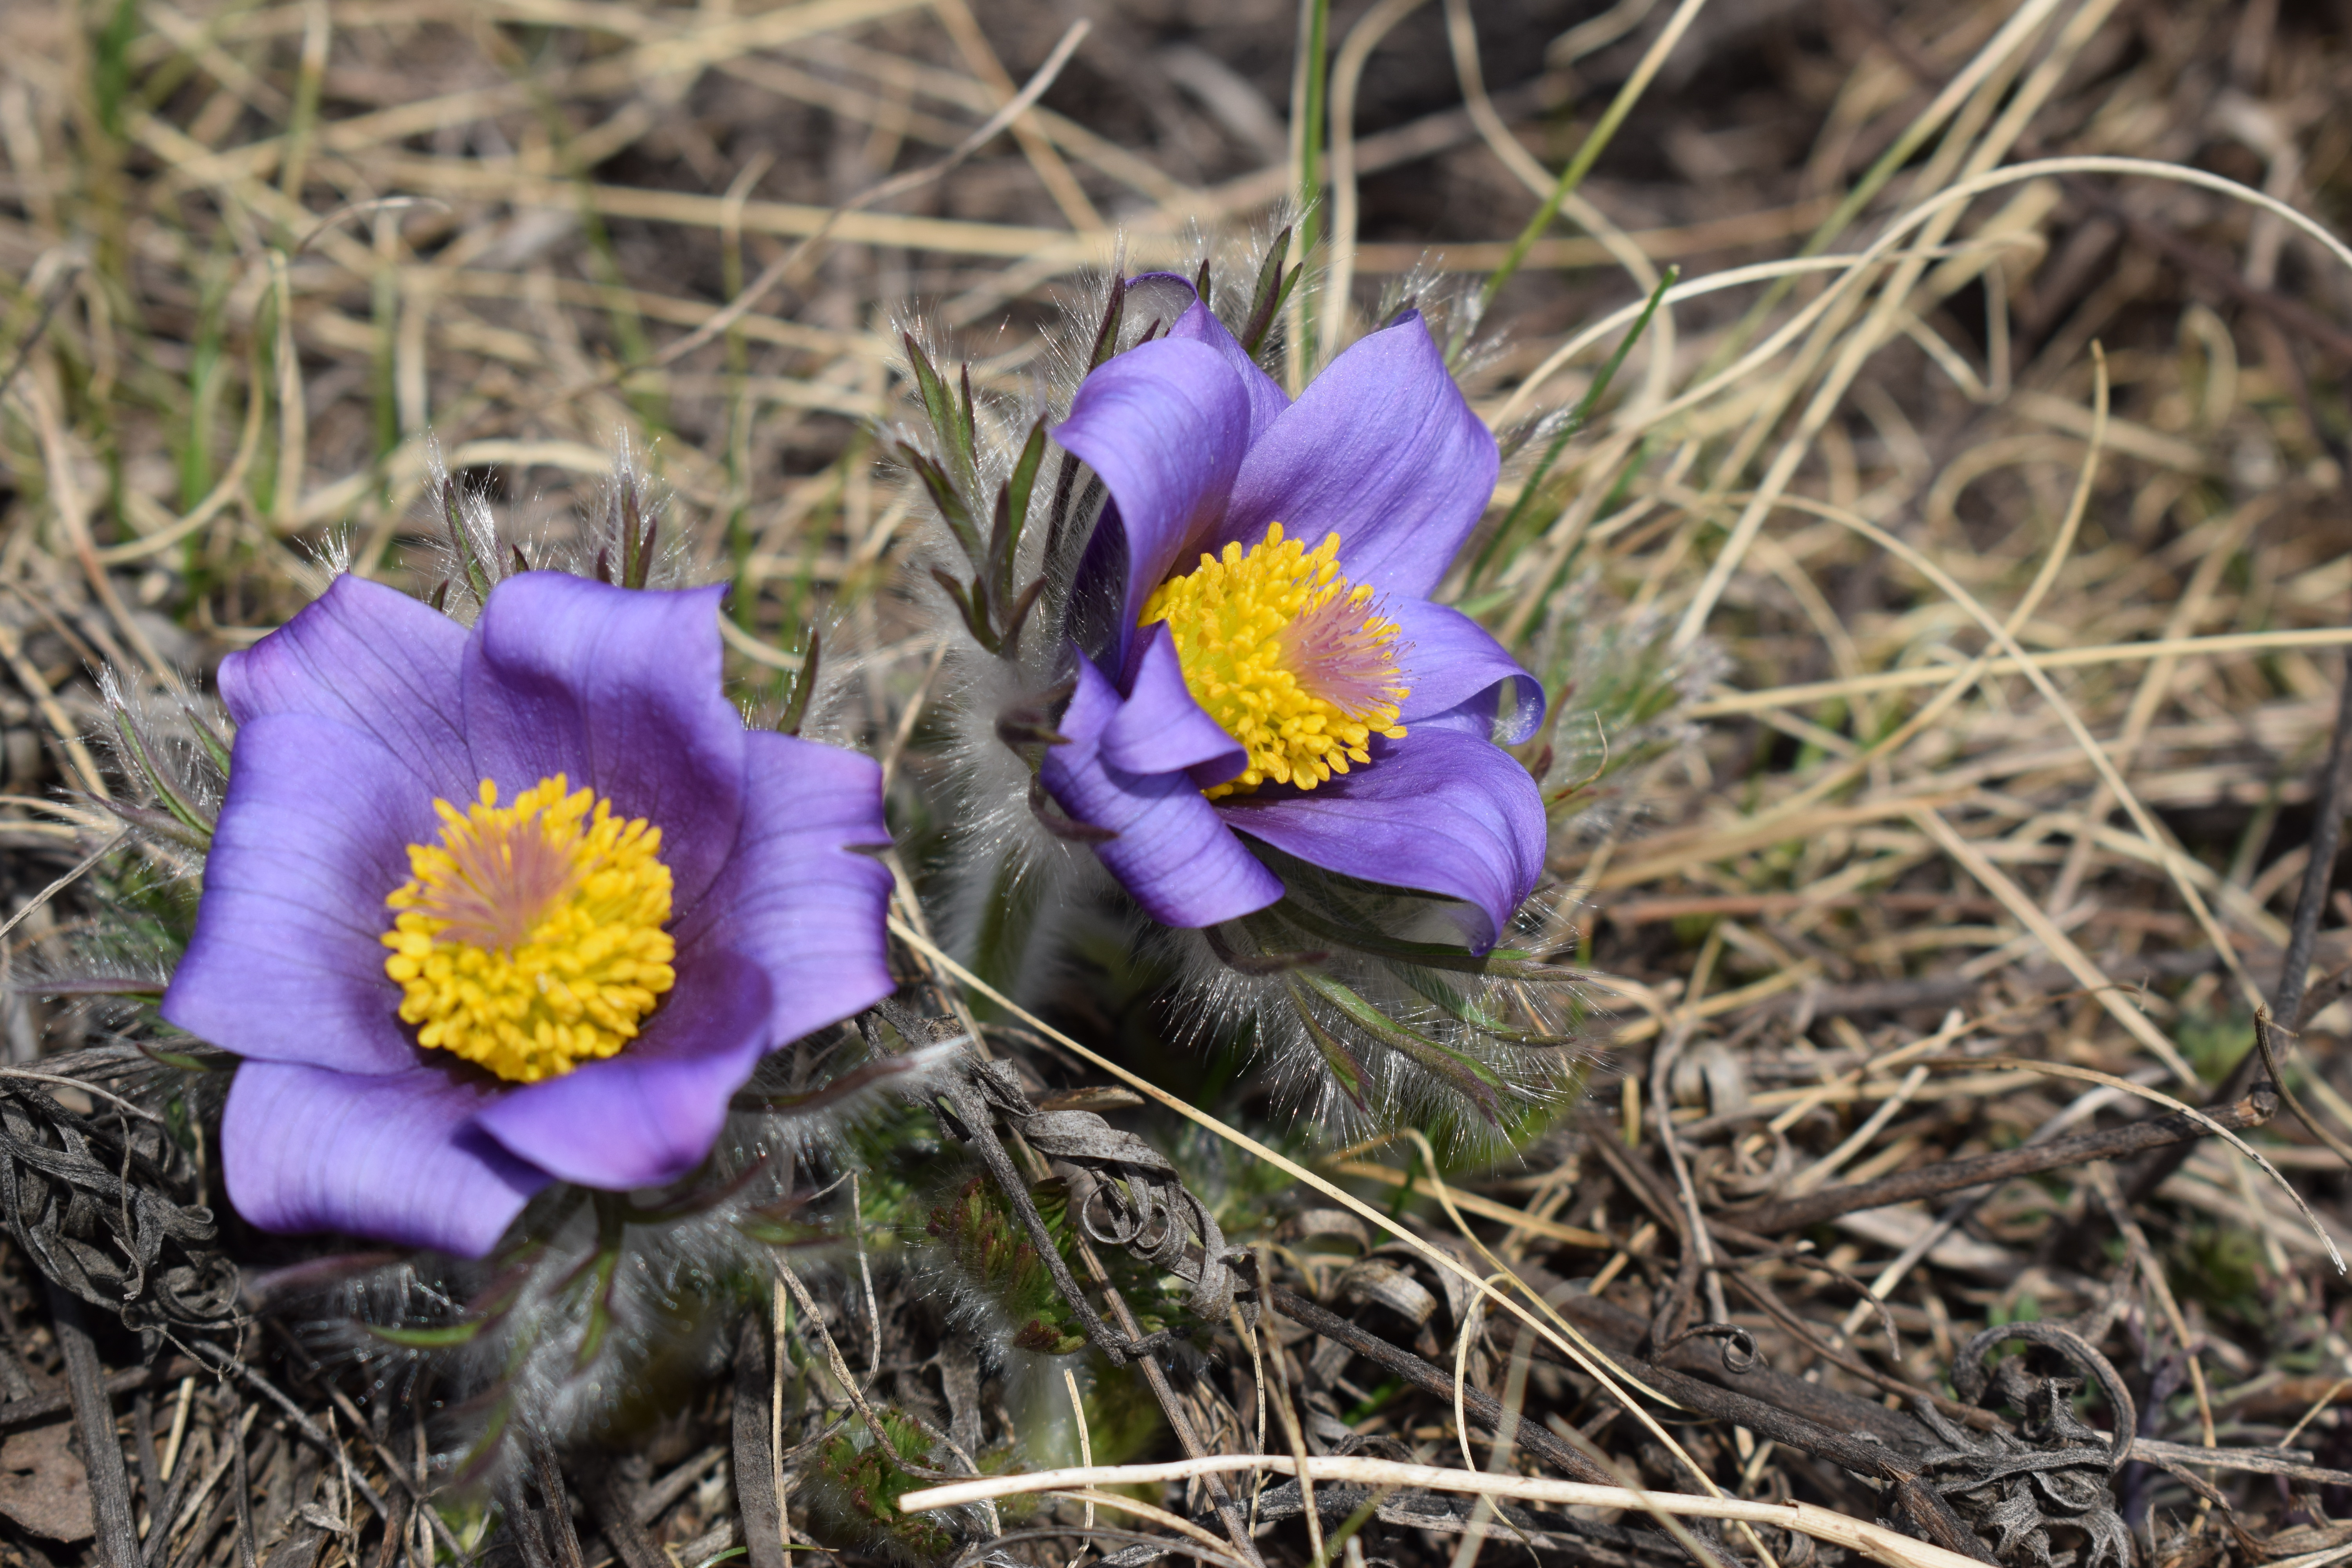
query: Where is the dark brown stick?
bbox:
[1265,1285,1614,1486]
[1730,1087,2275,1235]
[1605,1351,1992,1564]
[534,1442,586,1568]
[1264,1293,1750,1568]
[1514,1258,1953,1452]
[134,1395,164,1561]
[1485,1308,1990,1563]
[2272,657,2352,1032]
[1276,1266,2000,1560]
[2130,1439,2352,1487]
[2112,658,2352,1211]
[1111,1296,1259,1564]
[2294,960,2352,1032]
[230,1387,257,1568]
[51,1284,141,1568]
[0,1359,189,1430]
[731,1315,788,1568]
[941,1064,1264,1568]
[365,1495,410,1568]
[1575,1109,1687,1238]
[1713,1268,2002,1432]
[2253,1010,2352,1168]
[501,1474,559,1568]
[583,1467,667,1568]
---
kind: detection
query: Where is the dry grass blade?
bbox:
[2252,1010,2352,1172]
[900,1457,1989,1568]
[646,17,1091,375]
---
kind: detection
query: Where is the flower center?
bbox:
[379,776,676,1083]
[1139,523,1408,801]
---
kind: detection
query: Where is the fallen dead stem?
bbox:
[899,1457,1989,1568]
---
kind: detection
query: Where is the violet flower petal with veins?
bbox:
[165,572,895,1256]
[1039,279,1546,949]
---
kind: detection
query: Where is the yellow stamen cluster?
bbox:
[1140,523,1407,800]
[381,776,676,1083]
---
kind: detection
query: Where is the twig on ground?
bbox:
[50,1284,140,1568]
[898,1456,1995,1568]
[1730,1084,2277,1233]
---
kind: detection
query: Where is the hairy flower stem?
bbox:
[963,851,1047,1022]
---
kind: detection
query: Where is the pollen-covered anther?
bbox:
[379,775,675,1083]
[1140,523,1409,800]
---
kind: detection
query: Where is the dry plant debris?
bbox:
[3,4,2352,1568]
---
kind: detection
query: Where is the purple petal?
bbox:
[223,1060,548,1258]
[218,574,475,803]
[1053,337,1254,646]
[1388,597,1545,741]
[1225,314,1498,599]
[1215,727,1545,951]
[1039,656,1283,927]
[675,732,895,1046]
[1103,622,1246,779]
[460,574,747,914]
[474,947,773,1189]
[1162,292,1290,444]
[163,713,432,1075]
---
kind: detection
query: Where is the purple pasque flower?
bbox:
[1038,279,1546,951]
[162,572,895,1259]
